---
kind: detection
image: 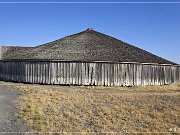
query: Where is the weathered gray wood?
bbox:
[105,63,108,86]
[0,61,179,86]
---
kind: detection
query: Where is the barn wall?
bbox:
[0,61,179,86]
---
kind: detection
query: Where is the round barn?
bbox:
[0,28,179,86]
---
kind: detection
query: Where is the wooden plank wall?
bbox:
[0,61,179,86]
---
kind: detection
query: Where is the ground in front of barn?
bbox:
[1,81,180,134]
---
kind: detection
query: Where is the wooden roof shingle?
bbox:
[1,28,176,64]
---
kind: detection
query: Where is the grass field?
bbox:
[8,82,180,134]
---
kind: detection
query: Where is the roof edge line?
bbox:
[0,59,179,66]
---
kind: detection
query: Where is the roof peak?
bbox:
[86,28,94,31]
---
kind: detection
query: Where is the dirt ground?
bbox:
[3,81,180,134]
[0,81,30,133]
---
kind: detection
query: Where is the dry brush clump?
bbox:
[10,82,180,134]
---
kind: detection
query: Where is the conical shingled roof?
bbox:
[2,28,175,64]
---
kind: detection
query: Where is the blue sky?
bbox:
[0,1,180,64]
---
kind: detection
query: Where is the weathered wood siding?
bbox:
[0,61,179,86]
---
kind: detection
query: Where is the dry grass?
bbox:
[74,82,180,92]
[8,82,180,134]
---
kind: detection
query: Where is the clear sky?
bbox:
[0,1,180,64]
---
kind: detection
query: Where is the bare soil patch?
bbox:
[6,82,180,134]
